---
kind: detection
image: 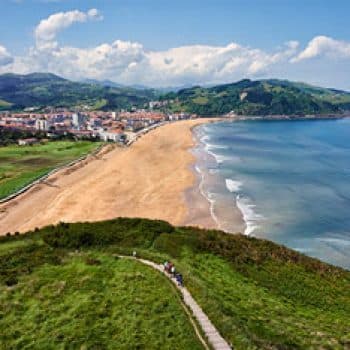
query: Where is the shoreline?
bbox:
[0,119,217,235]
[183,121,246,234]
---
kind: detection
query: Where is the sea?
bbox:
[193,117,350,269]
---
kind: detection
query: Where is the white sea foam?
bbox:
[236,195,263,236]
[204,147,232,164]
[225,178,261,235]
[194,165,221,229]
[225,179,243,193]
[200,135,210,143]
[200,136,231,164]
[318,237,350,246]
[294,247,313,253]
[207,144,229,150]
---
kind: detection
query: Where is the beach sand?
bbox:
[0,119,245,235]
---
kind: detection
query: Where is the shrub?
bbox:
[0,244,63,285]
[42,217,174,249]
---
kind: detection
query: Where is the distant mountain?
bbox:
[0,73,157,111]
[83,78,125,89]
[1,73,349,115]
[82,78,190,93]
[161,79,350,115]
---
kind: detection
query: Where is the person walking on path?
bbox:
[176,273,183,287]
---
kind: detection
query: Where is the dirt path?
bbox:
[121,255,231,350]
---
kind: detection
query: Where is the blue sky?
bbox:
[1,0,350,89]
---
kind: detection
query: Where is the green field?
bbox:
[0,248,203,349]
[1,218,349,349]
[0,141,102,199]
[0,99,12,108]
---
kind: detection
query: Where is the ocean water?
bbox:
[194,118,350,269]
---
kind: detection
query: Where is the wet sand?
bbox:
[0,119,222,235]
[183,124,246,234]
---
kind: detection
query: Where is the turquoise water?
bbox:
[195,118,350,269]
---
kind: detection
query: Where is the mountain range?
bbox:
[0,72,350,115]
[0,73,156,111]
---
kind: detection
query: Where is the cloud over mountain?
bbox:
[1,9,349,88]
[292,36,350,62]
[0,45,13,66]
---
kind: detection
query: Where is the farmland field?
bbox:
[0,141,102,199]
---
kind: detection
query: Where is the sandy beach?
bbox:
[0,119,247,235]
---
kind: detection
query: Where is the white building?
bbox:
[72,113,85,129]
[18,138,39,146]
[35,118,49,131]
[99,130,125,143]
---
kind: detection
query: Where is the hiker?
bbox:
[132,251,137,258]
[176,273,183,287]
[171,265,176,276]
[163,261,169,271]
[167,262,173,274]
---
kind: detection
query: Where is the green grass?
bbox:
[91,98,108,110]
[0,99,12,108]
[192,96,209,105]
[178,253,349,349]
[0,247,203,349]
[0,239,33,256]
[1,218,349,349]
[0,141,101,199]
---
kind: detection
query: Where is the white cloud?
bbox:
[6,6,299,87]
[0,9,300,86]
[2,9,349,88]
[17,39,297,86]
[133,41,299,86]
[0,45,13,66]
[292,36,350,62]
[34,8,102,49]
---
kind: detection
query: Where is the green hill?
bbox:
[0,73,156,111]
[1,218,349,349]
[161,79,350,116]
[1,73,350,115]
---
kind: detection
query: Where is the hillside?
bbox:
[1,218,349,349]
[161,79,350,116]
[1,73,350,116]
[0,73,156,111]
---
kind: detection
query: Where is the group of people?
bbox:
[163,261,183,287]
[131,252,184,287]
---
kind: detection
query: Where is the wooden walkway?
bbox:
[121,256,231,350]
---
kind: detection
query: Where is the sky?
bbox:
[0,0,350,89]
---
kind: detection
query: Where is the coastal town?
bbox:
[0,104,197,146]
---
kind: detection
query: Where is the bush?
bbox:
[42,218,174,249]
[153,233,200,257]
[0,244,63,285]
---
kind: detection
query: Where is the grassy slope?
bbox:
[0,73,155,110]
[0,141,101,199]
[1,218,349,349]
[178,253,349,349]
[0,246,203,349]
[161,79,348,116]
